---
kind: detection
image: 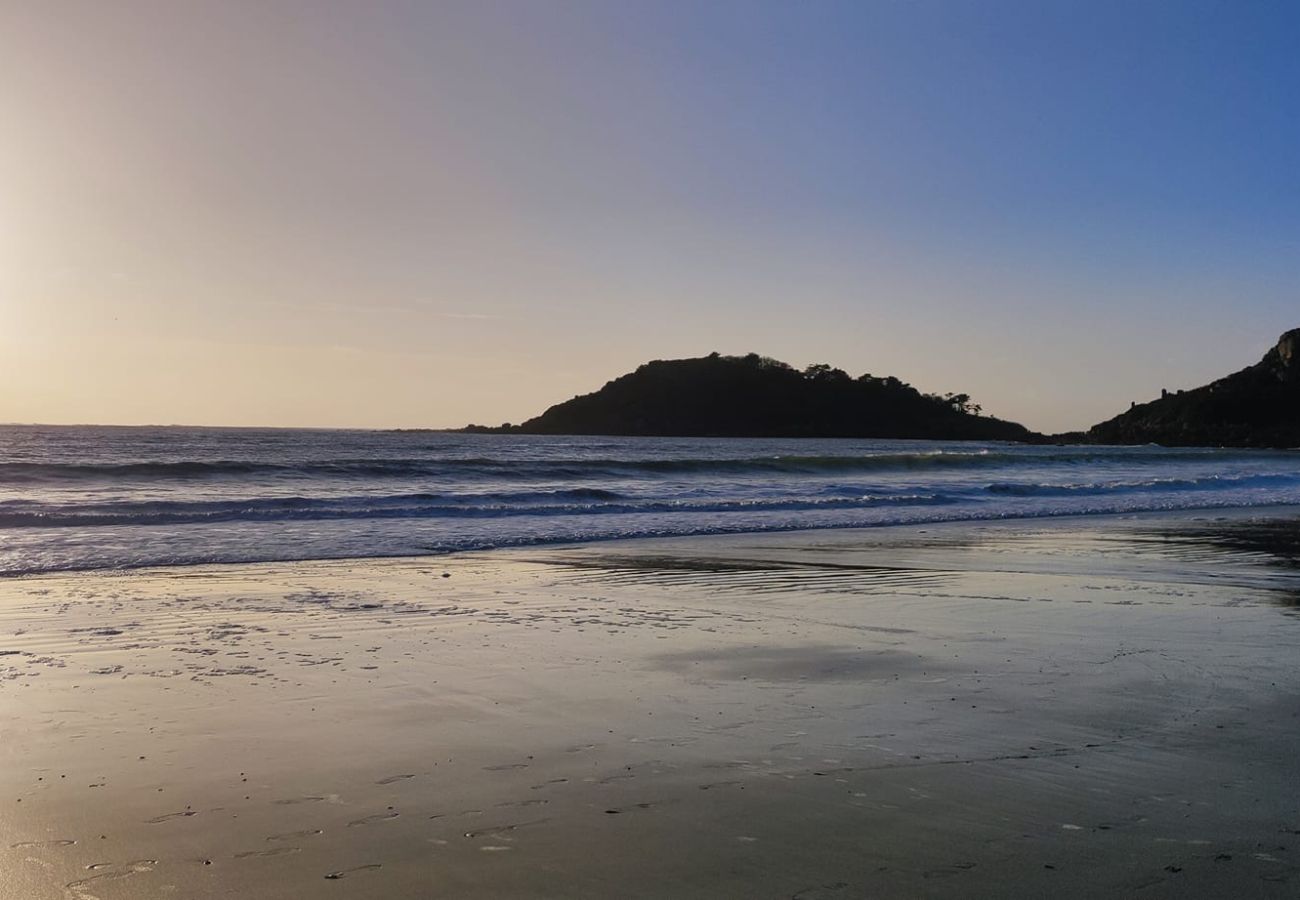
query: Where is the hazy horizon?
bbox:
[0,330,1288,435]
[0,330,1291,434]
[4,1,1297,434]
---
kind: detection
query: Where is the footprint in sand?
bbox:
[267,829,323,842]
[324,864,382,880]
[375,774,416,785]
[66,860,158,900]
[463,818,549,839]
[234,847,300,859]
[347,812,399,827]
[145,810,197,824]
[272,795,329,806]
[612,802,659,814]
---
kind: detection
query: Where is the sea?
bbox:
[1,425,1298,577]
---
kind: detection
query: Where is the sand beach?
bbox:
[9,2,1299,895]
[2,510,1298,898]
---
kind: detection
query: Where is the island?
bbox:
[463,352,1035,440]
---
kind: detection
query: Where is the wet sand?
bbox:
[1,510,1298,898]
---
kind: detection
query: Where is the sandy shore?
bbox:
[2,510,1298,898]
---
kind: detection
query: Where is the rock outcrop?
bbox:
[1087,329,1300,447]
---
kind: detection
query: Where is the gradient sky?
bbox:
[3,1,1297,433]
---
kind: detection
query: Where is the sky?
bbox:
[2,0,1297,433]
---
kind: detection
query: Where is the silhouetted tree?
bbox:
[804,363,850,383]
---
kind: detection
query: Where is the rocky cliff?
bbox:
[1087,328,1300,447]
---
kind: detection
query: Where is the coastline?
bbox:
[2,509,1298,898]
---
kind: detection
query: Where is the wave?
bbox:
[6,493,1300,579]
[5,466,1297,530]
[985,472,1300,497]
[0,447,1290,484]
[8,468,1297,530]
[0,491,956,529]
[4,429,1299,577]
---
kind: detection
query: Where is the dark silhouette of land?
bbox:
[459,330,1300,446]
[463,352,1034,440]
[1086,328,1300,448]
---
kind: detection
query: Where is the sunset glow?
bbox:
[3,1,1296,431]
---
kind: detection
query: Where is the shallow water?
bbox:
[2,426,1298,575]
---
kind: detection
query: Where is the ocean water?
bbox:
[1,425,1298,576]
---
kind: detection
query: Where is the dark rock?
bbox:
[1086,328,1300,448]
[461,353,1035,441]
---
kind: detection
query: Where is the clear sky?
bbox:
[3,1,1297,433]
